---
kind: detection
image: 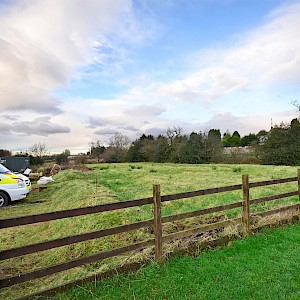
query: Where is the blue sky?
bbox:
[1,0,300,153]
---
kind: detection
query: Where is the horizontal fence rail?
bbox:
[0,197,153,229]
[249,177,297,188]
[161,184,241,202]
[0,220,153,260]
[253,203,300,218]
[162,217,242,243]
[1,170,300,298]
[0,239,154,289]
[161,201,243,223]
[250,191,298,205]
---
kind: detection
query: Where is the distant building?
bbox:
[223,146,253,155]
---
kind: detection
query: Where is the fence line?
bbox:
[1,170,300,295]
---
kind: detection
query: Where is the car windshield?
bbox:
[0,164,12,174]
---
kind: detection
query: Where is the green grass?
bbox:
[0,163,300,299]
[43,221,300,300]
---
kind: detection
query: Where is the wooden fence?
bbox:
[1,170,300,298]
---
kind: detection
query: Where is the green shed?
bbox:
[0,157,30,172]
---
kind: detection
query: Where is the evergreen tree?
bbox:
[260,119,300,165]
[240,133,258,146]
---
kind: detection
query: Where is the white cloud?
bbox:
[223,4,300,87]
[85,102,167,141]
[160,1,300,104]
[0,0,132,113]
[203,109,298,136]
[160,68,249,103]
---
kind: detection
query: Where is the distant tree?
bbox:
[208,129,221,141]
[207,131,223,162]
[90,140,105,162]
[176,133,196,163]
[101,146,119,163]
[222,132,232,147]
[127,134,156,162]
[64,149,71,156]
[29,143,47,158]
[240,133,258,147]
[165,126,184,162]
[28,143,47,165]
[177,131,222,164]
[127,140,144,162]
[105,133,130,162]
[259,119,300,165]
[55,149,71,165]
[221,131,241,147]
[291,118,300,127]
[56,153,68,165]
[109,133,130,150]
[230,131,241,146]
[166,126,182,143]
[14,151,29,157]
[0,149,12,157]
[153,135,169,163]
[291,100,300,115]
[127,135,147,162]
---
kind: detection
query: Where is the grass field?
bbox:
[1,163,299,299]
[44,221,300,300]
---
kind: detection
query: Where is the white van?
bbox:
[0,163,32,207]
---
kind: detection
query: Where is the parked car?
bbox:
[0,163,32,207]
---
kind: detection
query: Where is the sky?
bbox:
[1,0,300,154]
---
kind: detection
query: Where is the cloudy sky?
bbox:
[1,0,300,154]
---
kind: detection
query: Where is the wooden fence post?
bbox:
[153,184,163,262]
[297,170,300,206]
[242,175,251,235]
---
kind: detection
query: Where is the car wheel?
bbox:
[0,191,10,207]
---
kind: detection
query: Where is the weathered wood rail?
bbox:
[1,170,300,298]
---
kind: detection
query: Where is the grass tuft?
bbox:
[232,166,242,173]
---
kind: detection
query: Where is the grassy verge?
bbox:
[45,221,300,300]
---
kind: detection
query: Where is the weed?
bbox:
[129,165,142,170]
[232,166,242,173]
[99,166,109,170]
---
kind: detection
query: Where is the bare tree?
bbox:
[28,143,47,165]
[89,140,105,162]
[165,126,182,151]
[166,126,182,143]
[108,133,130,162]
[109,133,130,149]
[29,143,47,158]
[165,126,183,161]
[291,100,300,114]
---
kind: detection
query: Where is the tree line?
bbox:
[1,118,300,166]
[86,119,300,165]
